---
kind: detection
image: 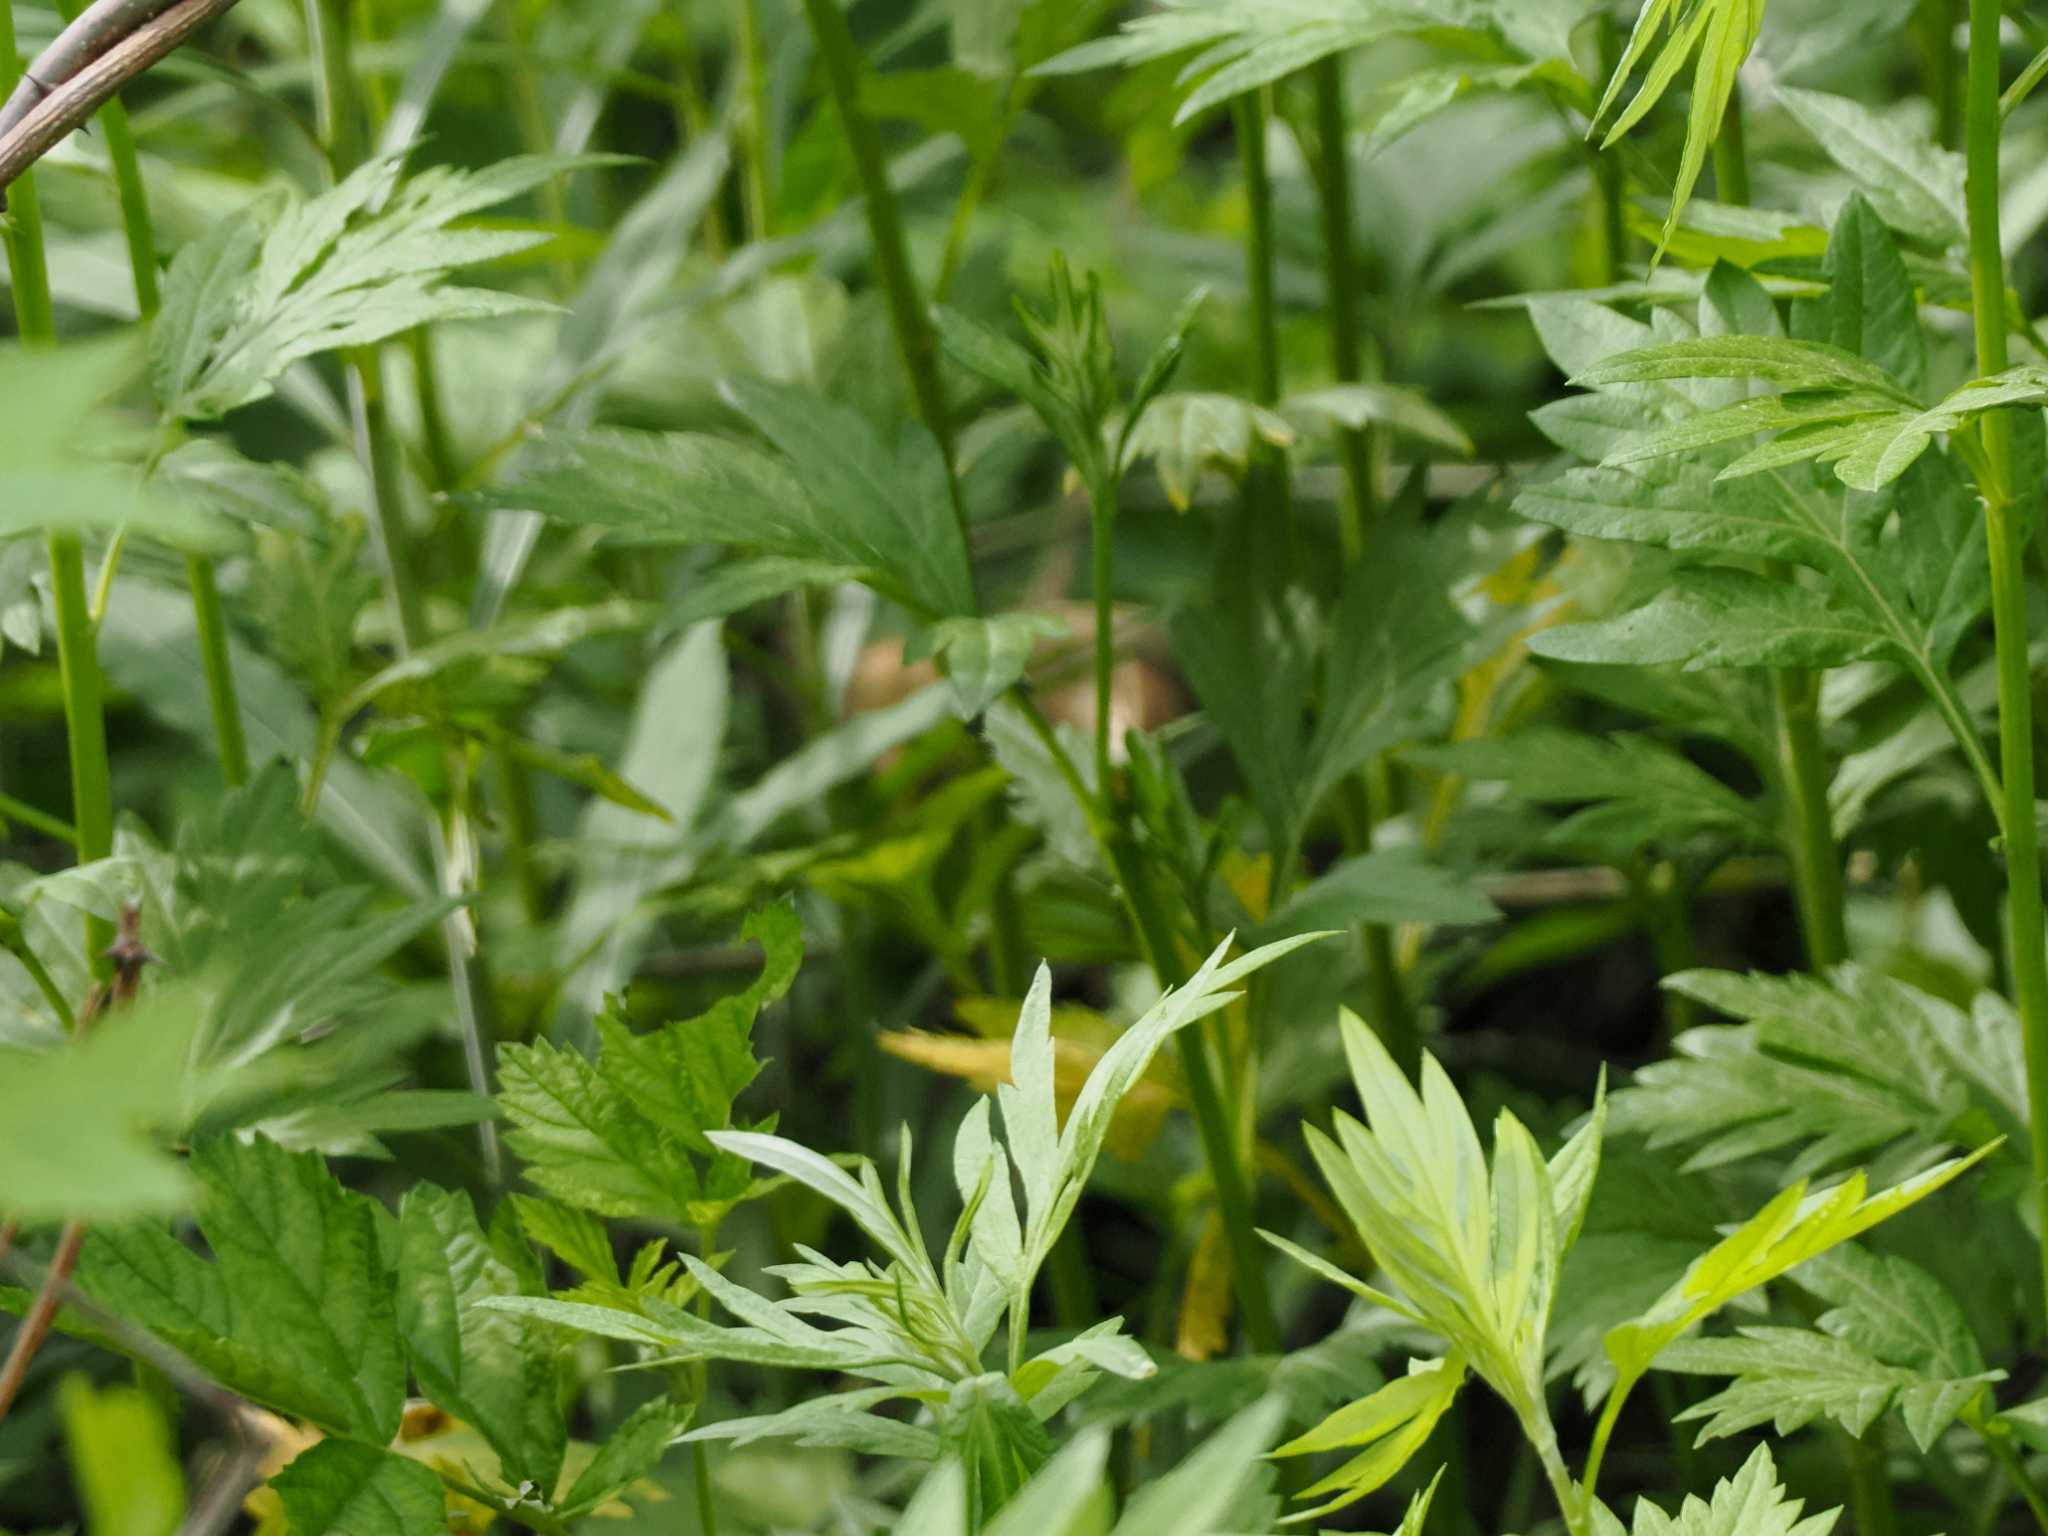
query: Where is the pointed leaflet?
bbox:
[1778,87,1965,246]
[1613,964,2005,1176]
[1590,0,1767,257]
[153,154,598,421]
[1531,568,1890,672]
[593,899,800,1153]
[1625,1443,1839,1536]
[557,1395,689,1518]
[1602,1148,1995,1395]
[501,901,794,1228]
[1658,1325,1995,1451]
[396,1187,566,1494]
[1793,193,1926,399]
[1109,1396,1284,1536]
[77,1136,406,1444]
[721,376,976,617]
[1273,1355,1466,1523]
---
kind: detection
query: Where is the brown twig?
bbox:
[0,1219,86,1421]
[0,0,242,204]
[0,905,153,1430]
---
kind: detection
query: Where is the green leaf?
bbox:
[396,1186,567,1494]
[557,1395,688,1517]
[269,1441,447,1536]
[1250,847,1500,940]
[79,1135,407,1444]
[1625,1443,1839,1536]
[153,153,599,420]
[1571,336,1911,398]
[1658,1326,1996,1451]
[921,614,1067,717]
[981,1426,1109,1536]
[1531,568,1891,671]
[556,624,728,1028]
[1590,0,1767,257]
[1120,392,1294,510]
[1406,728,1774,859]
[57,1376,184,1536]
[0,336,225,550]
[0,991,208,1225]
[1272,1355,1466,1523]
[723,375,977,616]
[503,901,795,1230]
[1793,1244,1989,1381]
[1109,1396,1284,1535]
[1612,964,2014,1177]
[1797,194,1926,399]
[483,384,975,620]
[1282,383,1473,457]
[1778,87,1965,246]
[1602,1147,1996,1396]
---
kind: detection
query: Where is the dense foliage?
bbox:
[6,0,2048,1533]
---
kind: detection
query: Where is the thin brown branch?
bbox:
[0,1218,86,1422]
[0,0,242,204]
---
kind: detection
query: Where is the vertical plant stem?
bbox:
[1092,496,1115,794]
[1109,834,1282,1354]
[1307,58,1418,1069]
[1592,11,1627,285]
[1967,0,2048,1325]
[76,39,260,791]
[1233,90,1295,581]
[1774,667,1847,968]
[187,556,250,787]
[1308,58,1374,564]
[307,0,500,1182]
[735,0,772,240]
[1717,84,1848,973]
[1919,0,1963,148]
[1,8,113,977]
[0,0,51,348]
[47,536,113,972]
[798,0,964,503]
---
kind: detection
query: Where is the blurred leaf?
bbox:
[1779,87,1965,245]
[153,154,602,421]
[57,1376,185,1536]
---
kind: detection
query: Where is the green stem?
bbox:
[1980,1421,2048,1536]
[1092,492,1115,794]
[1308,58,1373,563]
[1592,11,1627,284]
[1968,0,2048,1329]
[1718,85,1848,973]
[1846,1432,1899,1536]
[1773,667,1847,969]
[798,0,970,557]
[1920,0,1963,147]
[308,0,500,1182]
[48,533,114,973]
[1307,59,1419,1068]
[1232,90,1295,579]
[1711,87,1750,206]
[735,0,772,240]
[0,0,53,344]
[0,790,77,845]
[1106,832,1281,1354]
[1579,1372,1632,1521]
[187,554,250,787]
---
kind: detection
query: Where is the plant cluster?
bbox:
[7,2,2048,1535]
